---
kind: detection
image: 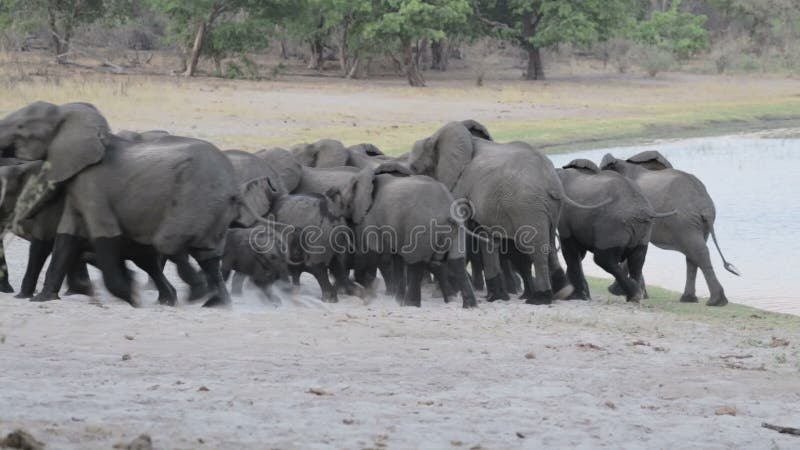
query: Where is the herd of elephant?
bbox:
[0,101,739,310]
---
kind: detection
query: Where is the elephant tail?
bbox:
[549,188,612,210]
[648,208,678,219]
[447,217,490,244]
[705,217,741,276]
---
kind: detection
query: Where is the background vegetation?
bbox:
[1,0,798,86]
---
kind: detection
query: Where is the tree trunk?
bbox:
[431,40,449,71]
[185,21,206,77]
[338,23,350,76]
[404,44,426,87]
[346,53,360,79]
[525,47,544,80]
[308,39,324,70]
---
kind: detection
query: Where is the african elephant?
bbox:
[600,151,739,306]
[555,159,676,301]
[222,227,289,303]
[0,102,251,307]
[347,166,477,308]
[291,139,388,169]
[115,129,170,142]
[0,159,95,298]
[408,120,599,305]
[254,147,303,192]
[268,193,350,303]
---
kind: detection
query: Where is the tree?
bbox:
[362,0,471,87]
[475,0,633,80]
[632,0,708,59]
[2,0,127,62]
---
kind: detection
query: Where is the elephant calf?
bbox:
[222,227,289,303]
[556,159,675,302]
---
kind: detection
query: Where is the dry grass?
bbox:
[2,50,800,154]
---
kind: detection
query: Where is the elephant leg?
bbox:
[685,241,728,307]
[607,260,628,296]
[468,249,485,291]
[561,238,590,300]
[231,271,247,297]
[680,257,699,303]
[171,253,207,302]
[32,234,83,303]
[144,254,166,291]
[548,232,572,299]
[450,257,477,309]
[290,267,302,286]
[195,256,230,308]
[481,239,508,302]
[501,256,521,295]
[378,258,394,296]
[0,241,12,293]
[507,246,535,301]
[129,246,177,306]
[392,255,406,303]
[593,248,641,302]
[65,262,94,297]
[332,255,365,298]
[93,236,135,306]
[16,239,53,299]
[626,245,649,300]
[430,262,454,303]
[308,263,337,303]
[527,246,554,305]
[402,261,425,307]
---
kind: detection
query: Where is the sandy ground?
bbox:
[1,237,799,449]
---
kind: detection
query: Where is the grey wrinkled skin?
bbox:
[555,159,661,302]
[269,193,350,303]
[222,227,289,304]
[408,120,572,305]
[115,129,170,142]
[224,149,288,226]
[254,147,303,192]
[0,101,240,307]
[601,151,736,307]
[350,169,477,308]
[291,139,349,168]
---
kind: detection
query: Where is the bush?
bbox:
[635,45,675,78]
[631,2,708,61]
[710,36,748,74]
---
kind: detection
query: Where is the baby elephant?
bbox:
[222,227,290,304]
[555,159,675,301]
[268,193,350,303]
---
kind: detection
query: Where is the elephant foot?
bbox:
[706,293,729,307]
[567,291,591,301]
[30,291,60,303]
[187,283,209,303]
[65,283,94,297]
[202,295,230,308]
[679,293,699,303]
[401,295,422,308]
[344,282,367,299]
[484,276,509,302]
[322,292,339,304]
[462,292,478,309]
[0,281,14,294]
[524,290,553,306]
[14,290,34,299]
[470,274,485,292]
[607,281,625,296]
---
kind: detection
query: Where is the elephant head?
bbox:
[0,102,110,184]
[255,147,303,192]
[408,121,476,190]
[460,119,492,141]
[340,168,376,224]
[0,159,44,226]
[225,150,287,227]
[291,139,349,168]
[563,159,600,174]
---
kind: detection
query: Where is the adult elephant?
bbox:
[408,120,597,304]
[347,166,477,308]
[0,101,250,307]
[291,139,388,169]
[556,159,675,301]
[600,151,739,306]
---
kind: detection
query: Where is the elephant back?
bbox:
[255,147,303,192]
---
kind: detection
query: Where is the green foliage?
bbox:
[635,44,675,77]
[631,1,708,60]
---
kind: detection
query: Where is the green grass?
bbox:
[587,277,800,330]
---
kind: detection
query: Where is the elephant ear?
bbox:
[346,168,376,224]
[626,150,673,170]
[236,176,278,227]
[350,143,384,157]
[313,139,349,168]
[460,119,492,141]
[599,153,618,170]
[374,161,412,176]
[429,122,475,191]
[255,147,302,192]
[47,103,109,183]
[563,158,600,173]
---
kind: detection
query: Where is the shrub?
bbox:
[635,44,675,78]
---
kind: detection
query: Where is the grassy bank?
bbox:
[588,277,800,330]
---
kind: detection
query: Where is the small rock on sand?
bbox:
[113,434,153,450]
